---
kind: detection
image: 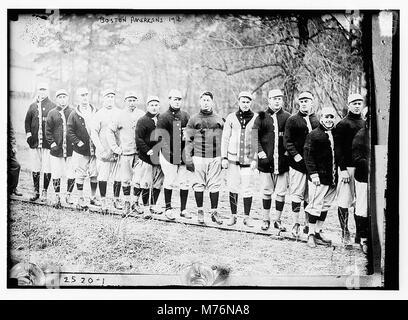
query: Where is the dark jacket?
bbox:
[156,107,190,165]
[185,109,224,163]
[24,97,56,149]
[284,111,319,173]
[333,112,365,171]
[67,104,96,157]
[304,124,337,186]
[253,107,291,173]
[45,106,74,158]
[352,126,368,183]
[136,112,160,165]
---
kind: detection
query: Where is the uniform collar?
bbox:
[200,108,213,116]
[347,111,362,120]
[169,106,181,114]
[146,111,158,118]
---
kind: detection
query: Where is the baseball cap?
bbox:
[77,87,89,96]
[168,89,182,99]
[238,91,253,100]
[268,89,284,98]
[200,91,214,100]
[102,89,116,97]
[320,107,336,117]
[347,93,364,104]
[298,91,314,100]
[37,82,49,90]
[55,89,69,98]
[146,95,160,104]
[124,91,138,100]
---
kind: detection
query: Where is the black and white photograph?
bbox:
[5,7,399,290]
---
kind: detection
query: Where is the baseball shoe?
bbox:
[150,205,163,215]
[113,198,123,210]
[292,223,301,237]
[307,234,317,248]
[65,193,74,205]
[52,195,62,209]
[90,197,101,206]
[273,220,287,232]
[303,225,309,234]
[132,202,143,214]
[226,215,237,226]
[10,188,22,196]
[100,198,109,215]
[210,210,223,225]
[360,239,368,254]
[243,216,254,228]
[314,232,332,246]
[76,197,88,210]
[143,206,153,220]
[261,220,270,231]
[121,201,131,218]
[197,209,205,224]
[180,210,192,219]
[30,192,40,202]
[165,209,176,221]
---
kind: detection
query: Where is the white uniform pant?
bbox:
[226,163,254,197]
[260,171,288,202]
[192,156,222,193]
[159,152,192,190]
[50,155,75,179]
[29,148,51,173]
[132,159,164,189]
[72,151,97,184]
[119,154,137,186]
[355,180,368,218]
[96,159,120,182]
[336,166,356,208]
[289,167,308,203]
[305,181,336,217]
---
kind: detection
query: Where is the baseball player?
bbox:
[304,107,338,248]
[284,91,319,237]
[106,91,145,216]
[156,89,191,220]
[8,122,22,196]
[352,112,369,253]
[221,91,258,227]
[333,93,365,243]
[67,87,99,209]
[135,96,164,217]
[185,91,224,225]
[24,82,55,202]
[90,89,123,214]
[45,89,75,208]
[252,89,291,231]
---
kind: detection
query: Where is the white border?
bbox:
[1,0,407,300]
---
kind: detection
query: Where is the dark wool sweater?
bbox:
[156,107,190,165]
[333,112,365,171]
[185,109,224,163]
[67,104,96,157]
[304,124,338,186]
[352,126,368,183]
[45,106,74,158]
[253,107,291,174]
[136,112,160,165]
[284,111,319,173]
[24,97,56,149]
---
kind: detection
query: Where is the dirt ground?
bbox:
[9,131,368,281]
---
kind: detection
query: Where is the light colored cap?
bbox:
[102,89,115,97]
[37,82,49,90]
[320,107,336,117]
[347,93,364,104]
[268,89,284,98]
[76,87,89,96]
[168,89,182,99]
[146,95,160,104]
[298,91,314,100]
[55,89,69,98]
[124,91,138,100]
[238,91,253,100]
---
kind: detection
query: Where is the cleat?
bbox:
[314,232,332,246]
[100,198,109,215]
[132,202,143,214]
[210,210,223,225]
[39,190,48,202]
[261,220,270,231]
[165,209,175,221]
[90,197,101,207]
[180,210,192,219]
[30,193,40,202]
[292,223,301,237]
[197,210,205,224]
[307,234,317,248]
[360,239,368,254]
[227,215,237,226]
[273,220,286,232]
[243,216,254,228]
[150,205,163,215]
[303,225,309,234]
[143,206,152,220]
[122,201,131,218]
[65,193,74,205]
[113,198,123,210]
[76,197,88,210]
[52,195,62,209]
